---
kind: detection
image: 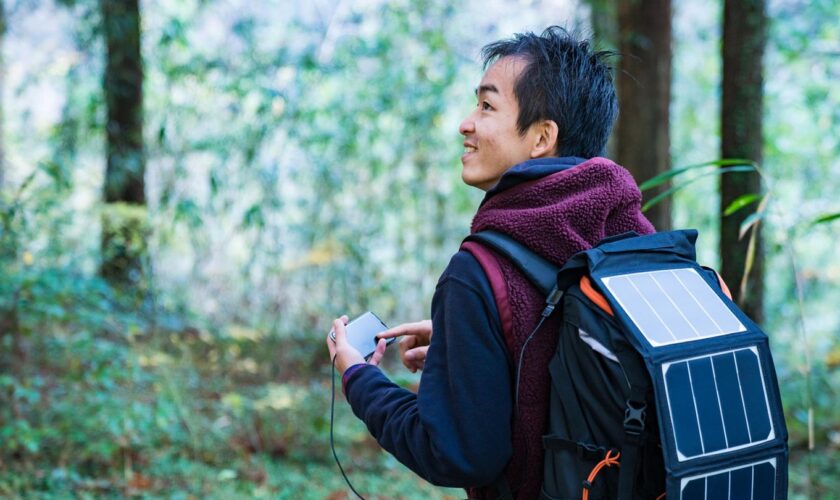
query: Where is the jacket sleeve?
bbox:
[344,251,513,487]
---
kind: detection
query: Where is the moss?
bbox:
[100,202,149,286]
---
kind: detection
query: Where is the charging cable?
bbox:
[330,355,366,500]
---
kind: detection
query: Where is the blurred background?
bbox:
[1,0,838,497]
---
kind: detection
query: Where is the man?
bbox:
[326,27,654,498]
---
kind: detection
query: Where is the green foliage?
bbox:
[810,212,840,226]
[100,202,150,285]
[639,159,759,212]
[723,193,762,216]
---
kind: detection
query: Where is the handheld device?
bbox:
[330,311,393,360]
[329,311,394,500]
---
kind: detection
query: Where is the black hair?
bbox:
[481,26,618,158]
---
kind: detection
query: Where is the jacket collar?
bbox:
[481,156,587,206]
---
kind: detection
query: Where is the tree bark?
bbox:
[720,0,766,323]
[100,0,146,285]
[615,0,672,231]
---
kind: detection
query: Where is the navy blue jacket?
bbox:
[343,157,584,487]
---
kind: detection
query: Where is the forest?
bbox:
[1,0,839,498]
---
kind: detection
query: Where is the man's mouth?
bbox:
[463,144,477,154]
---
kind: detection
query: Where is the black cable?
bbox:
[330,355,366,500]
[515,287,563,415]
[514,316,547,417]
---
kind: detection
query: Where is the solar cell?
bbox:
[663,347,774,462]
[679,458,777,500]
[601,268,746,347]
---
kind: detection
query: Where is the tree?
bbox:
[615,0,673,231]
[0,0,18,372]
[100,0,146,285]
[0,0,5,187]
[720,0,766,323]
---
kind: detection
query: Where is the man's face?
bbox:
[459,56,535,191]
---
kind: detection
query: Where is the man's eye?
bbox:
[481,101,493,111]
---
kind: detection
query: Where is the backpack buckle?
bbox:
[623,400,647,435]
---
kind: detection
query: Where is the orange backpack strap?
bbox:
[714,271,733,299]
[580,275,614,316]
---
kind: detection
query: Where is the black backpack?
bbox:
[465,229,788,500]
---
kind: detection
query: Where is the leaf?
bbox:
[724,193,762,216]
[810,212,840,226]
[739,224,759,302]
[174,199,202,228]
[642,166,757,212]
[242,205,264,229]
[642,183,689,212]
[738,194,770,240]
[639,158,758,191]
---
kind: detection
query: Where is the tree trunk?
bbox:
[0,0,19,377]
[0,0,13,374]
[100,0,146,286]
[0,0,5,188]
[720,0,766,324]
[615,0,672,231]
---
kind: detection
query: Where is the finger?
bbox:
[368,339,387,366]
[400,337,418,369]
[333,318,348,344]
[340,315,349,324]
[377,321,427,339]
[375,328,403,339]
[406,346,428,363]
[399,335,418,351]
[407,346,428,371]
[407,357,423,372]
[376,324,412,339]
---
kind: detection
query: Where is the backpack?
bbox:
[464,229,788,500]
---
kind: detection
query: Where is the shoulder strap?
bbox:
[464,230,559,296]
[465,230,592,318]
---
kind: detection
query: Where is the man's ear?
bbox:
[530,120,559,158]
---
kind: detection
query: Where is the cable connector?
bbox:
[540,286,564,317]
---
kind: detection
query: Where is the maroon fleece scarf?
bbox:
[461,157,654,499]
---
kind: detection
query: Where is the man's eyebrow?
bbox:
[474,84,499,96]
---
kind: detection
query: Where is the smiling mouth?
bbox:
[463,145,477,154]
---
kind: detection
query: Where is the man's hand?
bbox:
[326,315,387,375]
[376,320,432,373]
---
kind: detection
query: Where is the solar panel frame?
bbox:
[600,267,747,348]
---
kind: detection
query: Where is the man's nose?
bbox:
[459,115,475,135]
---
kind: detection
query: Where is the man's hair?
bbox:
[481,26,618,158]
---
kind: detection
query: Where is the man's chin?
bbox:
[461,172,491,191]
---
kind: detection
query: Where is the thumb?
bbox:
[368,338,388,366]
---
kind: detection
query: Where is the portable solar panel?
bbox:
[582,231,788,499]
[679,457,780,500]
[662,348,775,461]
[601,268,746,346]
